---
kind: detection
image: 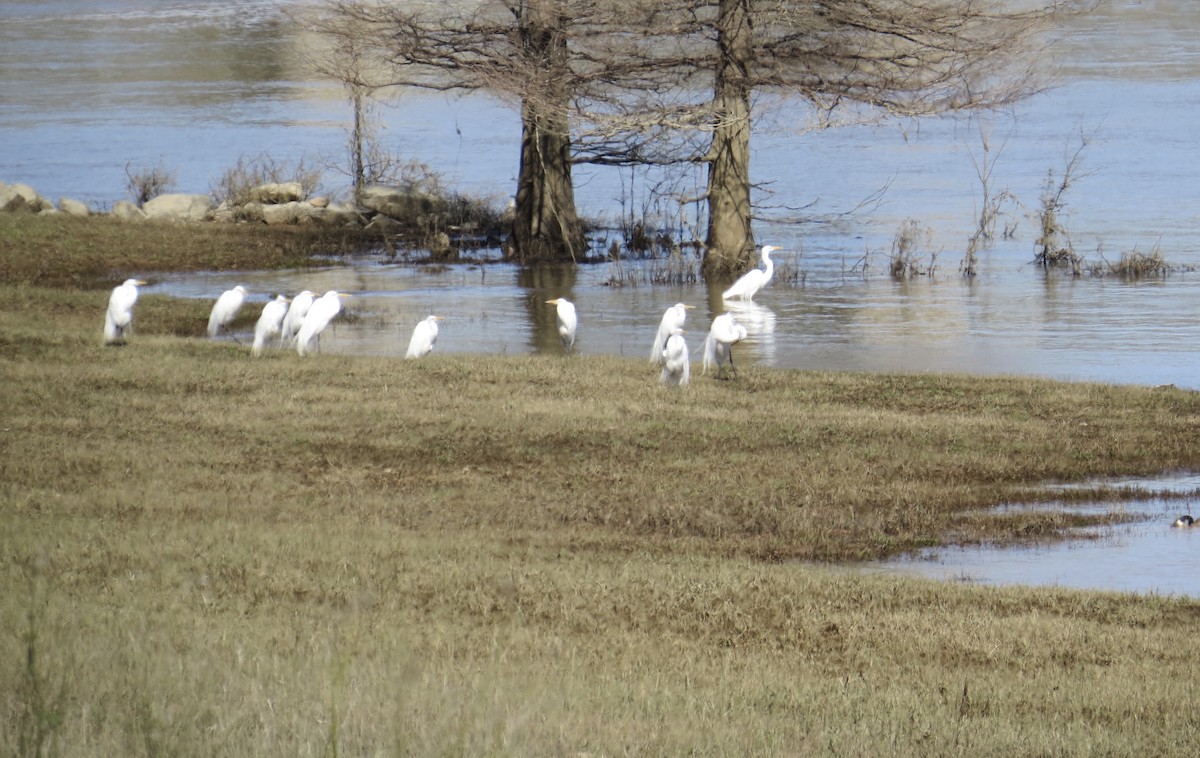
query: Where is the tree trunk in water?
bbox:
[510,103,586,263]
[508,1,586,264]
[351,87,365,201]
[702,0,755,281]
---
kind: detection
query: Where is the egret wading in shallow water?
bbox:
[207,285,248,339]
[103,278,146,345]
[703,312,748,379]
[251,295,290,357]
[721,245,781,301]
[406,315,443,359]
[296,291,349,357]
[651,303,694,365]
[660,328,690,387]
[546,298,577,354]
[279,290,315,347]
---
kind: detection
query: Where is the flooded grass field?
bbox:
[5,0,1200,597]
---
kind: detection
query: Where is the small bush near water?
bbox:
[124,161,177,205]
[212,154,323,208]
[1087,246,1194,278]
[890,218,938,279]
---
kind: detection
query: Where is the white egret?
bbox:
[405,315,443,359]
[650,303,694,365]
[702,312,748,379]
[296,290,348,356]
[721,245,781,301]
[279,290,315,347]
[660,329,690,387]
[103,278,146,345]
[207,285,248,338]
[251,295,290,357]
[546,297,577,354]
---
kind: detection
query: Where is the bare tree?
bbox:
[560,0,1090,278]
[642,0,1092,279]
[310,0,1087,275]
[298,11,382,200]
[308,1,603,262]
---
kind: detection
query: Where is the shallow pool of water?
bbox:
[145,256,1200,390]
[859,474,1200,599]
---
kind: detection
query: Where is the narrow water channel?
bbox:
[858,474,1200,598]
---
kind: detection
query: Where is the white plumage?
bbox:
[279,290,315,347]
[103,278,146,345]
[296,291,347,356]
[251,295,290,357]
[207,285,248,338]
[405,315,442,359]
[721,245,780,301]
[546,298,577,354]
[659,329,690,387]
[651,303,693,365]
[702,313,748,378]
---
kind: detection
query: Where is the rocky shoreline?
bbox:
[0,180,482,254]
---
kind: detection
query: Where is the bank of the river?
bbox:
[4,211,1200,753]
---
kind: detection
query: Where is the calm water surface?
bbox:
[147,260,1200,390]
[6,0,1200,595]
[861,474,1200,599]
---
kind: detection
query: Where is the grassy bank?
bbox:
[4,216,1200,754]
[0,213,377,289]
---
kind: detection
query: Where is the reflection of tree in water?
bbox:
[518,264,578,354]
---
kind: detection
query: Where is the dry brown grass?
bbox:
[0,213,376,289]
[4,223,1200,754]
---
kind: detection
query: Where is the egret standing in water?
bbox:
[651,303,694,365]
[721,245,781,301]
[251,295,290,357]
[103,278,146,345]
[207,285,248,338]
[279,290,315,347]
[703,312,748,379]
[546,298,577,354]
[405,315,443,359]
[660,328,690,387]
[296,291,348,356]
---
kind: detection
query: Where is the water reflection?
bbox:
[861,474,1200,599]
[863,502,1200,599]
[7,1,1200,386]
[517,264,579,354]
[142,257,1200,388]
[721,300,778,364]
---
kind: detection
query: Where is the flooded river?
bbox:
[4,1,1200,594]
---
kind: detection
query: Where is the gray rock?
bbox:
[308,202,365,227]
[0,182,50,213]
[262,201,302,225]
[111,201,147,221]
[234,202,265,223]
[58,197,90,217]
[246,182,306,204]
[364,214,403,233]
[210,202,236,224]
[359,184,447,220]
[142,193,212,222]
